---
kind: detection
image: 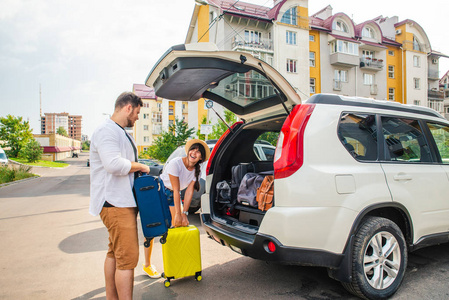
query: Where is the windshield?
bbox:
[0,153,6,159]
[209,70,277,108]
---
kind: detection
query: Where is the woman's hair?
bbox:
[188,143,206,191]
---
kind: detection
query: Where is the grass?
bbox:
[0,165,36,184]
[10,158,69,168]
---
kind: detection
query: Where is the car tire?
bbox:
[342,216,407,300]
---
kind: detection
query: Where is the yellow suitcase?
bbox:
[161,225,202,287]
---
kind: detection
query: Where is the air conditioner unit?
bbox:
[395,29,402,35]
[432,59,438,64]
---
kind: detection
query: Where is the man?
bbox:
[89,92,150,300]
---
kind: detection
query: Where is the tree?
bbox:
[257,132,279,146]
[18,138,43,163]
[208,109,238,140]
[57,126,68,137]
[0,115,33,158]
[82,141,90,151]
[143,117,195,162]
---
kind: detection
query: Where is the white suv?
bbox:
[146,43,449,299]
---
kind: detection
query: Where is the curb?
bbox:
[0,175,40,188]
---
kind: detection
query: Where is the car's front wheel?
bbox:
[343,216,407,300]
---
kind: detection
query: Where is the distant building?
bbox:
[34,133,81,161]
[132,84,189,153]
[41,112,82,141]
[440,70,449,120]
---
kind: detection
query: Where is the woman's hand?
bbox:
[173,213,183,227]
[181,214,189,227]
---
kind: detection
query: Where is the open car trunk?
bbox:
[207,115,286,233]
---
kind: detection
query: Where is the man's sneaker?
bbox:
[143,264,161,279]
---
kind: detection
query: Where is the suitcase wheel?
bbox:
[164,280,171,288]
[161,272,165,278]
[195,275,202,282]
[160,237,166,244]
[144,241,150,248]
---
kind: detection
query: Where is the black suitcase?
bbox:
[134,175,172,246]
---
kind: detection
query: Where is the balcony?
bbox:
[330,53,359,67]
[360,57,384,71]
[428,89,444,100]
[428,70,440,81]
[232,36,273,52]
[152,125,162,135]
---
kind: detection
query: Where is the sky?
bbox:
[1,0,448,139]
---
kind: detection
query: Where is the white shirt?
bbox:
[160,157,196,190]
[89,119,136,216]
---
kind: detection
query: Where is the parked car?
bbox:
[138,159,164,177]
[0,147,8,166]
[146,43,449,299]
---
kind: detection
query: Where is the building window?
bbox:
[286,31,296,45]
[309,34,315,42]
[363,73,374,85]
[310,78,316,94]
[143,113,149,119]
[281,6,297,25]
[414,78,420,89]
[413,56,420,67]
[286,59,297,73]
[330,40,359,55]
[335,70,348,82]
[362,26,375,38]
[332,20,349,33]
[388,88,395,100]
[414,100,421,106]
[143,136,149,143]
[309,52,315,67]
[388,65,395,78]
[245,30,262,44]
[388,50,394,56]
[157,103,162,111]
[143,125,149,131]
[413,36,421,51]
[169,105,174,115]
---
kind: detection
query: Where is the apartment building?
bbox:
[440,71,449,120]
[132,84,189,153]
[40,112,82,141]
[186,0,447,115]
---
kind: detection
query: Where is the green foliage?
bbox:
[82,141,90,150]
[208,110,238,140]
[0,115,33,158]
[18,139,43,163]
[0,165,34,184]
[257,132,279,146]
[144,118,195,163]
[57,126,68,137]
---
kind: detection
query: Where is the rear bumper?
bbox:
[201,213,344,269]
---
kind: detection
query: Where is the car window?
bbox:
[254,134,277,161]
[426,122,449,164]
[261,145,275,160]
[338,113,378,161]
[381,117,432,163]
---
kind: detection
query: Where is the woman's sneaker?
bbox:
[143,264,161,279]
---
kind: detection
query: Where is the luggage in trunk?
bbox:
[161,225,202,287]
[134,175,172,246]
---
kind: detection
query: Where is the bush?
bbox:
[0,165,33,184]
[18,139,43,163]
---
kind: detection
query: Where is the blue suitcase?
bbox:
[134,175,172,246]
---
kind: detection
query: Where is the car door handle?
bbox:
[393,173,412,181]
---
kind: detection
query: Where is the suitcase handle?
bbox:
[146,222,161,228]
[140,185,155,191]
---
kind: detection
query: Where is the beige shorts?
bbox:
[100,207,139,270]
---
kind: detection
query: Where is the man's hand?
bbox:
[173,213,183,227]
[181,214,189,227]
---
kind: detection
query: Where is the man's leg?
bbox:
[104,256,118,300]
[115,269,134,300]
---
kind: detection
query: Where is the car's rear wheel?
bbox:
[342,216,407,300]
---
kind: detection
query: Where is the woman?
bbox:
[143,139,210,278]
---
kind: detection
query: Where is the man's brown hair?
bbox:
[114,92,143,110]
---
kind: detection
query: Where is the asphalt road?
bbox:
[0,152,448,299]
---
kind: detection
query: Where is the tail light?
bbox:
[274,104,315,179]
[206,121,243,176]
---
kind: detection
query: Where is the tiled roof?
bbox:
[208,0,272,21]
[133,84,156,99]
